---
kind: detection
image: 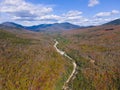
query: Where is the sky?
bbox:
[0,0,120,26]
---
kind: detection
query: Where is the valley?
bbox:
[0,19,120,90]
[0,0,120,89]
[55,24,120,90]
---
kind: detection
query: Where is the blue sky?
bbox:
[0,0,120,26]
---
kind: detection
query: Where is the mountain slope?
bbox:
[55,25,120,90]
[0,29,73,90]
[0,22,27,33]
[1,22,25,28]
[104,18,120,25]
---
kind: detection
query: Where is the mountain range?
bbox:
[0,18,120,32]
[0,22,80,32]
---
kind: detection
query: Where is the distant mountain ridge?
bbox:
[0,18,120,32]
[1,22,25,29]
[0,22,80,32]
[104,18,120,25]
[25,22,81,32]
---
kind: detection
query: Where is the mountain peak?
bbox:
[1,22,24,28]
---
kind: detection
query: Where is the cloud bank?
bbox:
[0,0,119,26]
[94,10,119,17]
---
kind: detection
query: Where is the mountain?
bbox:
[59,25,120,90]
[25,24,53,32]
[25,22,80,32]
[1,22,25,29]
[0,22,80,32]
[104,18,120,25]
[0,26,71,90]
[0,22,27,33]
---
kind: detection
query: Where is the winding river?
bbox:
[54,39,77,90]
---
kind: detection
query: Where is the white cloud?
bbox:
[94,10,120,17]
[0,0,53,20]
[40,15,61,20]
[88,0,99,7]
[61,10,83,21]
[63,10,82,17]
[95,12,111,17]
[58,10,89,25]
[0,0,86,25]
[0,0,119,26]
[0,0,53,14]
[92,18,119,25]
[111,10,120,14]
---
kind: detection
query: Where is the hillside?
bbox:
[0,29,73,90]
[1,22,25,29]
[55,25,120,90]
[0,19,120,90]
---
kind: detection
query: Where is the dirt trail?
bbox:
[54,39,77,90]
